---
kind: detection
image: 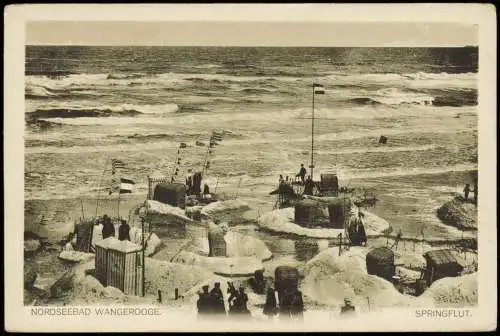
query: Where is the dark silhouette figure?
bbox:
[210,282,226,315]
[101,215,115,239]
[296,164,307,183]
[473,183,478,204]
[263,287,278,319]
[203,184,210,196]
[118,219,131,241]
[197,285,212,316]
[234,287,250,315]
[340,298,356,316]
[249,270,266,294]
[279,291,294,318]
[304,175,314,195]
[463,184,471,202]
[289,290,304,319]
[227,283,250,316]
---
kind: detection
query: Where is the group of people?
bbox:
[100,214,131,241]
[347,210,367,246]
[277,164,315,195]
[463,183,478,203]
[196,282,250,318]
[263,287,304,320]
[186,169,212,200]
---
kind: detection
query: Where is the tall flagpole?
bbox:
[95,159,109,218]
[311,84,315,181]
[117,187,121,219]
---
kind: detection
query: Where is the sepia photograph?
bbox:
[4,4,497,332]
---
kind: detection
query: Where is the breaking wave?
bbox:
[341,87,476,107]
[25,103,182,120]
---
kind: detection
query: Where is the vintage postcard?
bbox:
[4,3,497,332]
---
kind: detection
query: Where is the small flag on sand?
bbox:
[313,83,325,94]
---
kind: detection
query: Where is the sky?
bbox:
[26,21,478,47]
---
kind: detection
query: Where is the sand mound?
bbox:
[145,200,194,225]
[145,258,215,298]
[200,199,250,218]
[193,229,272,261]
[129,227,163,257]
[58,251,94,263]
[302,247,431,310]
[420,273,478,307]
[225,231,272,261]
[258,207,389,239]
[437,196,477,231]
[24,239,42,253]
[172,251,263,277]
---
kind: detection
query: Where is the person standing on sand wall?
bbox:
[101,215,115,239]
[296,164,307,184]
[473,183,478,204]
[118,219,131,241]
[463,184,471,202]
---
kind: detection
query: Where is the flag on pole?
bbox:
[111,159,126,169]
[211,131,224,142]
[119,178,135,194]
[313,83,325,94]
[109,177,135,194]
[111,159,126,174]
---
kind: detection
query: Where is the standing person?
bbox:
[296,164,307,184]
[290,290,304,319]
[186,169,193,195]
[203,184,211,200]
[340,298,356,316]
[210,282,226,315]
[227,282,238,314]
[463,183,471,202]
[473,183,478,204]
[118,219,131,241]
[280,290,293,318]
[304,175,314,195]
[101,215,115,239]
[235,287,250,315]
[263,287,278,319]
[197,285,212,317]
[357,211,367,246]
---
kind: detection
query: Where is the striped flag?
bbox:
[109,177,135,194]
[211,131,224,142]
[111,159,126,169]
[313,83,325,94]
[119,177,135,194]
[111,159,126,174]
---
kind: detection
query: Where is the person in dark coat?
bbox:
[197,285,212,316]
[232,287,250,316]
[340,298,356,316]
[210,282,226,315]
[304,175,314,195]
[118,219,131,241]
[296,164,307,184]
[289,290,304,319]
[101,215,115,239]
[463,183,471,202]
[263,287,278,319]
[473,183,478,204]
[279,290,293,318]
